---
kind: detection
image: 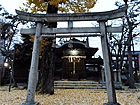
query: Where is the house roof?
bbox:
[54,38,98,58]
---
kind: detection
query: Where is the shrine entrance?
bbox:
[54,39,99,81]
[62,56,86,80]
[16,6,126,105]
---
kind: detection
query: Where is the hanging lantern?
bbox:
[85,37,89,48]
[68,39,73,48]
[52,39,56,48]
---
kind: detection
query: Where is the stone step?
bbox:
[54,83,102,86]
[54,81,105,89]
[54,86,103,89]
[54,81,98,84]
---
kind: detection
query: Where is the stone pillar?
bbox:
[138,54,140,71]
[114,70,117,82]
[21,23,42,105]
[99,21,119,105]
[101,69,105,82]
[0,22,4,69]
[0,39,4,86]
[0,40,4,66]
[118,70,122,83]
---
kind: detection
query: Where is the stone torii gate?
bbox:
[16,7,126,105]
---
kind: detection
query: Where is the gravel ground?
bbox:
[0,86,140,105]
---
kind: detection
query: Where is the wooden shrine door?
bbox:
[62,58,86,80]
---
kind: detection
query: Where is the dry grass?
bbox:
[0,86,140,105]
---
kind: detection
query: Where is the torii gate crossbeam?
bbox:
[17,7,126,105]
[16,7,126,22]
[20,27,122,35]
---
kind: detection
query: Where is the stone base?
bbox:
[101,82,122,89]
[21,102,39,105]
[103,102,121,105]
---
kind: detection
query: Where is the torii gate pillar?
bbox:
[99,21,120,105]
[21,23,42,105]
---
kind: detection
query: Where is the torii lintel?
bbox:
[15,6,126,22]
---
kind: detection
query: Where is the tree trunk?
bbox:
[37,42,55,94]
[124,2,135,88]
[127,24,135,88]
[47,4,58,28]
[128,42,135,88]
[37,3,58,94]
